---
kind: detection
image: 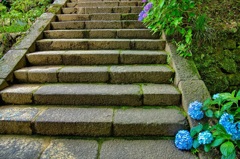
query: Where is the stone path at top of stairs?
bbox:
[0,0,196,158]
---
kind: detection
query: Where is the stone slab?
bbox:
[179,80,210,127]
[110,65,174,83]
[134,39,166,50]
[0,79,8,91]
[117,29,159,39]
[113,108,187,136]
[44,30,86,39]
[0,136,45,159]
[88,39,130,50]
[0,106,40,134]
[0,50,27,80]
[1,84,41,104]
[27,51,119,65]
[58,66,109,82]
[165,43,201,85]
[34,108,113,136]
[51,21,85,30]
[57,14,90,21]
[120,50,167,64]
[27,51,63,65]
[85,21,122,29]
[100,140,196,159]
[142,84,181,106]
[33,84,142,106]
[40,139,98,159]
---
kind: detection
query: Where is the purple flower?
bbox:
[175,130,193,150]
[144,2,153,12]
[142,0,147,3]
[188,101,204,120]
[138,10,147,21]
[198,131,213,145]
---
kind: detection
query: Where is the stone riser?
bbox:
[62,6,142,14]
[51,21,145,30]
[26,50,168,65]
[14,65,174,84]
[66,2,143,8]
[36,39,165,51]
[0,106,187,136]
[57,13,138,21]
[44,29,159,39]
[0,84,181,106]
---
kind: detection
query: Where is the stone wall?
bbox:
[193,30,240,94]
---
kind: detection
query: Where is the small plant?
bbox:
[175,90,240,159]
[138,0,209,57]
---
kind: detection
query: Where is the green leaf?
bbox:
[221,102,233,112]
[236,141,240,149]
[190,124,203,137]
[220,141,235,157]
[221,149,236,159]
[205,109,213,117]
[204,144,211,152]
[193,139,200,149]
[214,111,222,118]
[236,90,240,97]
[211,138,225,147]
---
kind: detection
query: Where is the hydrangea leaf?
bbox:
[205,109,213,117]
[221,149,236,159]
[211,138,225,147]
[236,90,240,97]
[220,141,235,157]
[204,144,211,152]
[214,111,222,118]
[221,102,233,112]
[193,139,200,149]
[190,124,203,137]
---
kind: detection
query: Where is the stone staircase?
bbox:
[0,0,196,158]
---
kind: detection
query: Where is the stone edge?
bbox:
[0,0,68,92]
[162,33,217,159]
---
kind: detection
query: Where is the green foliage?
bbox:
[142,0,209,57]
[189,90,240,159]
[0,0,52,33]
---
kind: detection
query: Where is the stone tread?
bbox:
[62,6,142,14]
[0,136,196,159]
[66,1,143,8]
[26,50,168,65]
[0,84,181,106]
[14,65,174,83]
[56,13,138,21]
[44,29,159,39]
[36,39,166,51]
[51,20,145,29]
[0,106,187,136]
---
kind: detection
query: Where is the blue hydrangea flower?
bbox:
[198,131,213,145]
[219,113,234,125]
[212,93,220,100]
[175,130,193,150]
[232,122,240,140]
[188,101,204,120]
[144,2,153,12]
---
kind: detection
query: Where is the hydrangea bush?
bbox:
[175,90,240,159]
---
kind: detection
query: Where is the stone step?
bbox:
[36,39,165,51]
[0,106,187,136]
[0,84,181,106]
[51,20,145,30]
[66,1,143,8]
[0,136,196,158]
[44,29,159,39]
[14,65,174,84]
[27,50,167,65]
[70,0,142,2]
[56,13,138,21]
[62,6,142,14]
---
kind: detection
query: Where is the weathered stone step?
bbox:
[0,106,187,136]
[36,39,165,51]
[14,65,174,84]
[70,0,142,2]
[0,84,181,106]
[66,1,143,8]
[57,13,138,21]
[44,29,159,39]
[62,6,142,14]
[51,20,145,30]
[27,50,167,65]
[0,136,196,158]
